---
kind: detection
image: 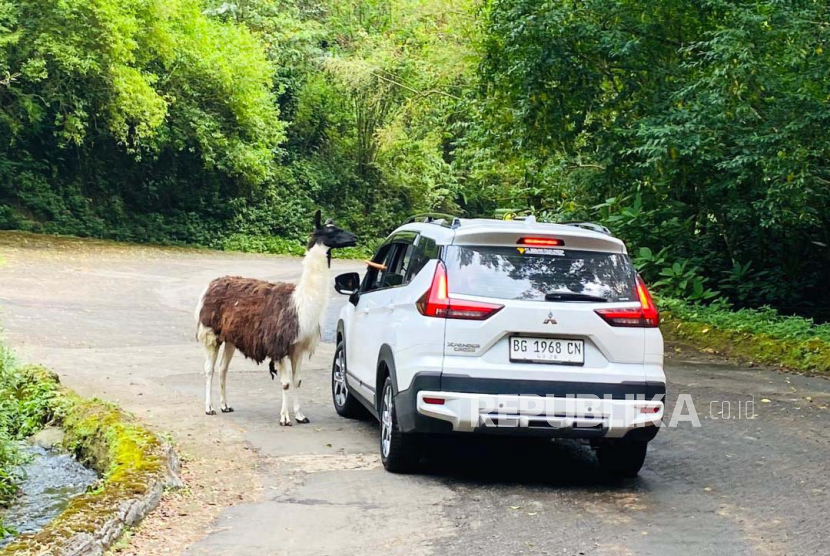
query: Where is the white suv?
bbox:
[332,215,665,477]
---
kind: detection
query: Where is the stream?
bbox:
[0,443,97,547]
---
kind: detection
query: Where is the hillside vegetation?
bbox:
[1,0,829,319]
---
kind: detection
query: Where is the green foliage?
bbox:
[1,0,285,245]
[0,346,18,521]
[222,234,306,257]
[660,297,830,373]
[464,0,830,315]
[1,0,283,175]
[221,232,376,259]
[1,0,478,250]
[661,298,830,346]
[0,342,66,537]
[0,344,66,441]
[333,239,381,261]
[654,259,719,302]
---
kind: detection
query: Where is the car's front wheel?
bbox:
[596,441,648,478]
[331,340,364,418]
[379,377,420,473]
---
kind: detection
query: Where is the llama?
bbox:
[195,211,357,425]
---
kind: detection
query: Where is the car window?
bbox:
[362,241,419,292]
[362,244,393,292]
[406,236,438,281]
[381,243,416,288]
[443,245,638,302]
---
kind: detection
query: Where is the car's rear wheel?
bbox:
[379,377,420,473]
[597,441,648,478]
[331,340,364,418]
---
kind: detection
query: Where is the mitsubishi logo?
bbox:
[543,312,557,325]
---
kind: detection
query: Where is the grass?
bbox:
[659,298,830,374]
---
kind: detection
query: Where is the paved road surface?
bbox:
[1,232,829,556]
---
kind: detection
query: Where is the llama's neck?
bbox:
[292,243,330,340]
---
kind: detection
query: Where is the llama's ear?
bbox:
[313,209,322,229]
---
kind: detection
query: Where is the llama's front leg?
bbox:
[203,344,219,415]
[290,351,309,424]
[218,343,235,413]
[277,358,293,426]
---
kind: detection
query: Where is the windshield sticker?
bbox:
[517,247,566,256]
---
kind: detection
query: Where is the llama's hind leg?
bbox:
[290,349,309,424]
[276,358,293,426]
[202,342,219,415]
[218,343,235,413]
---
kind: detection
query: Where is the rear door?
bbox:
[441,241,646,386]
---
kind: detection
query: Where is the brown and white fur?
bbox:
[195,211,356,425]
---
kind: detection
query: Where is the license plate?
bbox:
[509,337,585,365]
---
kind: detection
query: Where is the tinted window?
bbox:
[362,244,393,292]
[444,246,637,302]
[381,243,416,288]
[362,242,417,292]
[406,237,438,281]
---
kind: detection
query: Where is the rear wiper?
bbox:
[544,292,608,302]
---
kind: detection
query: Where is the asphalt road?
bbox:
[1,231,829,556]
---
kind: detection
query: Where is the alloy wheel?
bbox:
[333,346,348,407]
[381,384,393,458]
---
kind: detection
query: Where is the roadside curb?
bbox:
[1,367,183,556]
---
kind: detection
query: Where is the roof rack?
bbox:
[559,221,612,235]
[405,213,462,229]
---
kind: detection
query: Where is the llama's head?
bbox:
[307,210,357,250]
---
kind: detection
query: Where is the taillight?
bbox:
[594,275,660,327]
[636,275,659,326]
[416,261,503,320]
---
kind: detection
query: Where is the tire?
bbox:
[331,340,364,419]
[597,441,648,478]
[379,377,420,473]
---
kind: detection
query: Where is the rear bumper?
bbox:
[395,373,665,440]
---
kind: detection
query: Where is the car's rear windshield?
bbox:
[444,245,637,302]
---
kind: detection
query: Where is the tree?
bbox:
[461,0,830,312]
[0,0,283,240]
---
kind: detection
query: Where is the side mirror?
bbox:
[334,272,360,296]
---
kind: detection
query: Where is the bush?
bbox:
[660,298,830,345]
[0,343,67,536]
[659,297,830,374]
[221,234,306,256]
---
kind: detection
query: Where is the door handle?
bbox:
[362,307,370,315]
